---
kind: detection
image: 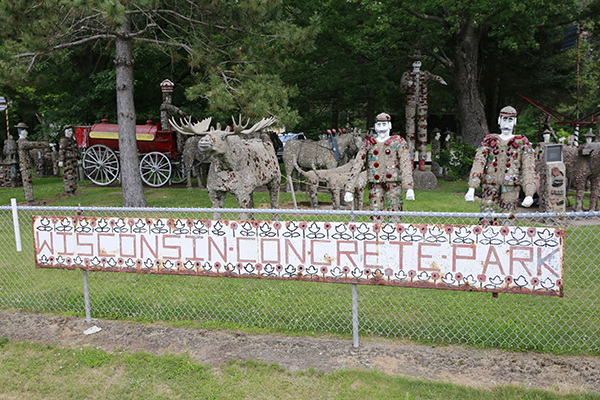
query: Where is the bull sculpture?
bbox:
[282,130,364,194]
[563,145,600,211]
[171,116,280,219]
[172,117,213,189]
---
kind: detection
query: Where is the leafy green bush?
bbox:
[437,141,477,180]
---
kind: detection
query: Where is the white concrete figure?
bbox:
[344,113,414,219]
[465,106,535,212]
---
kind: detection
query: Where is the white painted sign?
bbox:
[32,216,565,297]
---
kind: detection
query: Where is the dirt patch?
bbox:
[0,310,598,394]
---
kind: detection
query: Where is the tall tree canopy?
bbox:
[0,0,315,206]
[399,0,579,146]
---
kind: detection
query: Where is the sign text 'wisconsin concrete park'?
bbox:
[32,216,565,297]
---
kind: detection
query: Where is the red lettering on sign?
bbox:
[484,246,506,275]
[209,237,227,263]
[509,246,532,276]
[537,247,560,277]
[285,239,305,264]
[418,243,441,271]
[389,242,412,270]
[162,235,181,260]
[140,235,158,259]
[311,240,331,266]
[35,231,53,254]
[261,238,280,264]
[76,233,93,256]
[119,234,136,258]
[98,233,115,257]
[452,244,475,272]
[363,241,381,269]
[337,240,358,267]
[184,235,204,261]
[56,232,74,256]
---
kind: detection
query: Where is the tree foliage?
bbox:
[0,0,315,206]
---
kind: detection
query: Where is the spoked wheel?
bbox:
[140,152,172,187]
[82,145,120,186]
[170,155,187,184]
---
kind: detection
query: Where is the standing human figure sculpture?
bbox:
[344,112,414,219]
[430,128,442,177]
[465,106,535,214]
[16,123,49,204]
[400,51,447,171]
[58,125,81,196]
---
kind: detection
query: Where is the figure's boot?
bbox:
[418,159,425,171]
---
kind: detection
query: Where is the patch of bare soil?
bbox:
[0,310,599,394]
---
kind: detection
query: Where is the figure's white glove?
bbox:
[465,187,475,202]
[405,189,415,201]
[344,192,354,203]
[58,161,63,168]
[440,79,448,85]
[522,196,533,208]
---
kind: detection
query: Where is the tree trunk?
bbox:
[115,13,147,207]
[451,23,489,148]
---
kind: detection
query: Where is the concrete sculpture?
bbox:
[400,51,447,170]
[465,106,535,213]
[171,116,280,219]
[16,123,49,204]
[344,112,415,218]
[58,125,81,196]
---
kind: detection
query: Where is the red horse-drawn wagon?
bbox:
[74,79,186,187]
[75,118,185,187]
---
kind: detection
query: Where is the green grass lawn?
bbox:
[0,176,480,212]
[1,176,599,356]
[1,340,598,400]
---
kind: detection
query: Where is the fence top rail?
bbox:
[3,203,600,220]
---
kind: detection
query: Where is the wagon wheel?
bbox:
[169,155,187,184]
[140,152,172,187]
[82,144,120,186]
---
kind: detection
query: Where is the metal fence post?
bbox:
[10,198,21,252]
[350,205,359,347]
[77,204,92,323]
[82,270,91,323]
[352,284,359,348]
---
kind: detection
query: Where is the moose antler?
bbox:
[232,114,250,134]
[170,116,212,135]
[231,115,277,135]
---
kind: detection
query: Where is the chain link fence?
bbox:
[1,204,599,353]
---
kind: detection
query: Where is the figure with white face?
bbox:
[344,112,414,218]
[465,106,536,214]
[400,51,447,171]
[430,128,442,177]
[58,125,81,196]
[16,122,49,204]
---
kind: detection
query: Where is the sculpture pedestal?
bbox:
[413,169,438,191]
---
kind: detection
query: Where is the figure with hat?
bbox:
[400,51,447,171]
[465,106,536,214]
[344,112,414,217]
[58,125,81,196]
[16,122,49,204]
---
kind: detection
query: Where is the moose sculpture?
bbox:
[171,116,280,219]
